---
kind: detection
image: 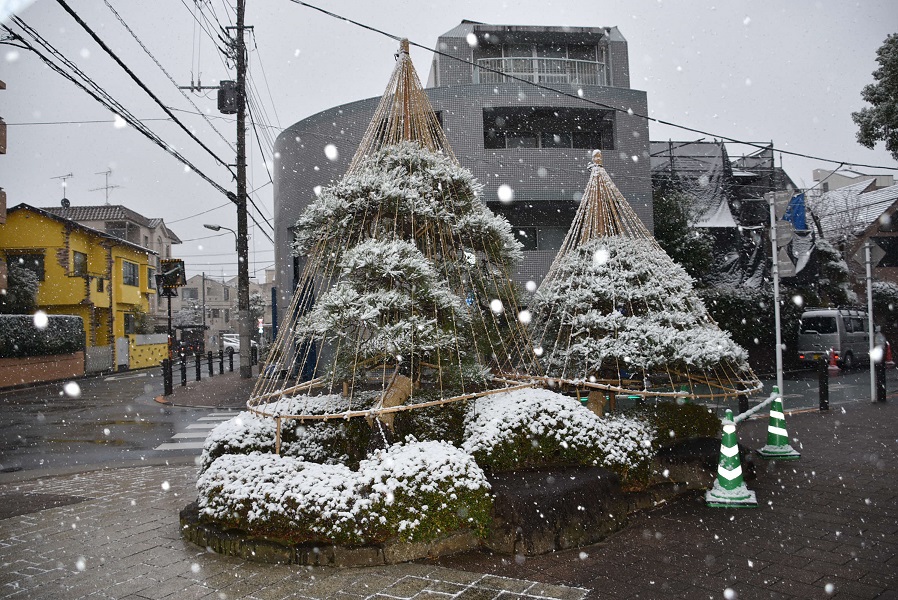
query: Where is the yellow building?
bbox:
[1,204,158,371]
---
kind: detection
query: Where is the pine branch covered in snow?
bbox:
[532,236,748,378]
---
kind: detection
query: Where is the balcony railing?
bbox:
[475,57,606,86]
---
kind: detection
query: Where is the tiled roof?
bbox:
[7,204,158,255]
[45,204,152,227]
[42,204,182,244]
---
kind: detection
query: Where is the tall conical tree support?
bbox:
[247,40,541,424]
[531,151,762,402]
[706,409,758,508]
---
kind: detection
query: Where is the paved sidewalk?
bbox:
[156,367,258,410]
[1,399,894,599]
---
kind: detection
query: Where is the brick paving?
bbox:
[1,388,895,599]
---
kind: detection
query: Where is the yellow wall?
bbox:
[128,338,167,369]
[0,208,154,356]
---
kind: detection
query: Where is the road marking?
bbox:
[155,442,206,450]
[197,416,232,421]
[104,372,149,381]
[172,432,209,439]
[186,424,219,430]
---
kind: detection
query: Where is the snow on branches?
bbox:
[533,236,748,377]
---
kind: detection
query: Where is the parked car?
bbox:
[221,333,257,355]
[797,308,870,369]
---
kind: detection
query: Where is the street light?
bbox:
[203,222,251,378]
[203,223,237,251]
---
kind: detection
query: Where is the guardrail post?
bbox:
[162,358,173,396]
[218,349,224,375]
[228,350,234,372]
[819,356,829,411]
[876,359,886,402]
[180,356,187,387]
[207,351,214,377]
[195,353,201,381]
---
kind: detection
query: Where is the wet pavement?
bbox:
[0,368,896,599]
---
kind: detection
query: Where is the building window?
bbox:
[181,287,199,300]
[124,313,137,334]
[483,107,614,150]
[123,261,140,287]
[211,308,220,319]
[148,267,156,289]
[72,251,88,276]
[97,278,105,292]
[513,227,539,251]
[224,308,230,323]
[223,287,230,301]
[10,253,45,281]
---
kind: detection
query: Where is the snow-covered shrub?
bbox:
[196,440,491,545]
[199,394,376,473]
[0,314,84,358]
[463,387,655,480]
[197,452,360,544]
[354,439,492,542]
[629,401,721,448]
[392,393,468,446]
[532,236,748,379]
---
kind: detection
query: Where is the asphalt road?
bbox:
[0,369,234,475]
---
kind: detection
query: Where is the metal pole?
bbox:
[818,357,829,410]
[167,294,173,360]
[235,0,252,379]
[866,242,876,402]
[202,272,206,353]
[768,193,784,394]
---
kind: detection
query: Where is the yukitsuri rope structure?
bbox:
[530,150,763,403]
[247,39,541,425]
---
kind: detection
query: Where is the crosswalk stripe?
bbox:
[186,424,219,430]
[155,441,206,450]
[198,416,232,421]
[172,432,209,439]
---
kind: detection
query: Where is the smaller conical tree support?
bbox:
[757,386,801,460]
[706,409,758,508]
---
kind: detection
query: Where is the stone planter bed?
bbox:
[180,437,748,566]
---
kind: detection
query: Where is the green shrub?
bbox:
[0,314,84,359]
[630,401,721,448]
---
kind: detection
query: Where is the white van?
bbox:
[797,308,870,369]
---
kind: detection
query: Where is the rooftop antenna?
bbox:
[90,169,122,205]
[51,172,73,208]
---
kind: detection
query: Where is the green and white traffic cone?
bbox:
[705,409,757,508]
[757,386,801,460]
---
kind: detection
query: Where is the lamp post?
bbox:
[204,222,251,378]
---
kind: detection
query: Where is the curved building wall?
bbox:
[273,82,651,322]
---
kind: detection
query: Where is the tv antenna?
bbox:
[90,169,122,205]
[51,172,74,207]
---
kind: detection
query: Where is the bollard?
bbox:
[218,350,224,375]
[876,359,886,402]
[251,345,258,366]
[195,353,201,381]
[162,359,173,396]
[228,350,234,372]
[738,394,749,415]
[819,356,829,410]
[207,351,214,377]
[180,356,187,387]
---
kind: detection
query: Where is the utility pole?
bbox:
[234,0,251,379]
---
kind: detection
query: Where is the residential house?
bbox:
[44,203,181,325]
[1,204,157,371]
[811,168,894,194]
[273,20,652,324]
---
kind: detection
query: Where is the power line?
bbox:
[54,0,236,178]
[286,0,898,173]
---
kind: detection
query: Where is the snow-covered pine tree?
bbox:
[531,150,760,400]
[292,141,525,390]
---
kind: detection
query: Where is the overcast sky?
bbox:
[2,0,896,281]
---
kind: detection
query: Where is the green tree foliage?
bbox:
[651,176,715,280]
[852,33,898,161]
[0,261,39,315]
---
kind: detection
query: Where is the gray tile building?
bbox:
[273,20,652,320]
